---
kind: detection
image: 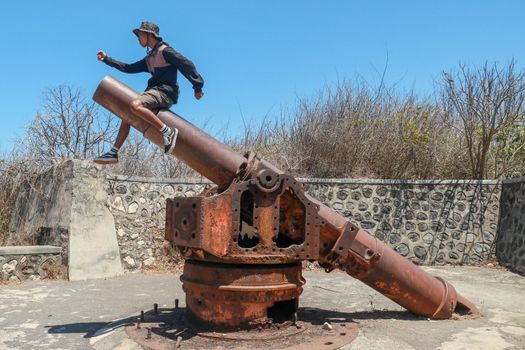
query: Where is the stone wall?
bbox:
[106,175,212,271]
[0,246,62,282]
[497,178,525,274]
[304,179,501,265]
[8,160,524,276]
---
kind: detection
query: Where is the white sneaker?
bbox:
[163,127,178,154]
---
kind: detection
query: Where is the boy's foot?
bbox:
[163,127,178,154]
[94,151,118,164]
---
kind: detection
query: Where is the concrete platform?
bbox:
[0,266,524,350]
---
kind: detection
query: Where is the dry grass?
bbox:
[0,278,22,287]
[42,259,67,280]
[142,240,185,274]
[228,79,472,180]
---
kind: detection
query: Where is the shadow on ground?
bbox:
[45,306,422,341]
[46,315,137,338]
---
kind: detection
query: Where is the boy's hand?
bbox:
[97,51,106,61]
[195,91,204,100]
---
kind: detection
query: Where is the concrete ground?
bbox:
[0,266,524,350]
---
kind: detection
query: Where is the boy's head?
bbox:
[133,21,161,47]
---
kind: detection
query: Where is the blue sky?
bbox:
[0,0,524,152]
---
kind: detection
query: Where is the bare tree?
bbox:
[442,61,525,179]
[22,85,118,166]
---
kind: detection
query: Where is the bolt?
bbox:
[146,328,152,340]
[154,303,158,314]
[140,310,145,322]
[175,299,179,309]
[176,336,182,348]
[322,322,333,331]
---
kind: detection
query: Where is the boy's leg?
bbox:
[114,121,131,149]
[129,89,177,154]
[130,99,164,129]
[94,121,130,164]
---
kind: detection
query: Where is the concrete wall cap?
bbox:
[297,178,502,185]
[0,245,62,255]
[106,173,503,186]
[107,174,212,184]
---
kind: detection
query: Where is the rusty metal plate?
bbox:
[166,174,320,264]
[124,306,359,350]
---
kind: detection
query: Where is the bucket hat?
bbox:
[133,21,161,38]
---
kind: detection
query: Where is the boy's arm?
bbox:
[162,47,204,92]
[98,51,148,74]
[104,56,148,74]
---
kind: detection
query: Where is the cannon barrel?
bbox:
[93,76,477,319]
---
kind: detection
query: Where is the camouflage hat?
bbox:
[133,21,161,38]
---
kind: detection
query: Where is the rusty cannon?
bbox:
[93,76,478,348]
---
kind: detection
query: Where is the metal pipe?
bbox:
[349,230,477,318]
[93,75,247,189]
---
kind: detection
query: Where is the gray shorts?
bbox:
[138,88,174,112]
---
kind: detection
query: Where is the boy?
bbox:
[95,21,204,164]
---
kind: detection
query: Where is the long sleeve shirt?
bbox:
[103,41,204,103]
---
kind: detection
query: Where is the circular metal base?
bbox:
[125,307,358,350]
[181,260,304,328]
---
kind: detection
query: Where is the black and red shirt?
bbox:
[103,41,204,103]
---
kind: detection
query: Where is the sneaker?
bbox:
[94,151,118,164]
[163,127,178,154]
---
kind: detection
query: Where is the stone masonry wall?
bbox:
[303,179,501,265]
[0,246,62,282]
[10,161,523,276]
[497,178,525,274]
[106,174,502,270]
[106,175,212,271]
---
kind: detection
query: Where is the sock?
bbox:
[160,125,171,135]
[109,147,119,155]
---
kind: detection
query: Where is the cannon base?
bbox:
[181,260,304,328]
[125,305,359,350]
[125,259,358,349]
